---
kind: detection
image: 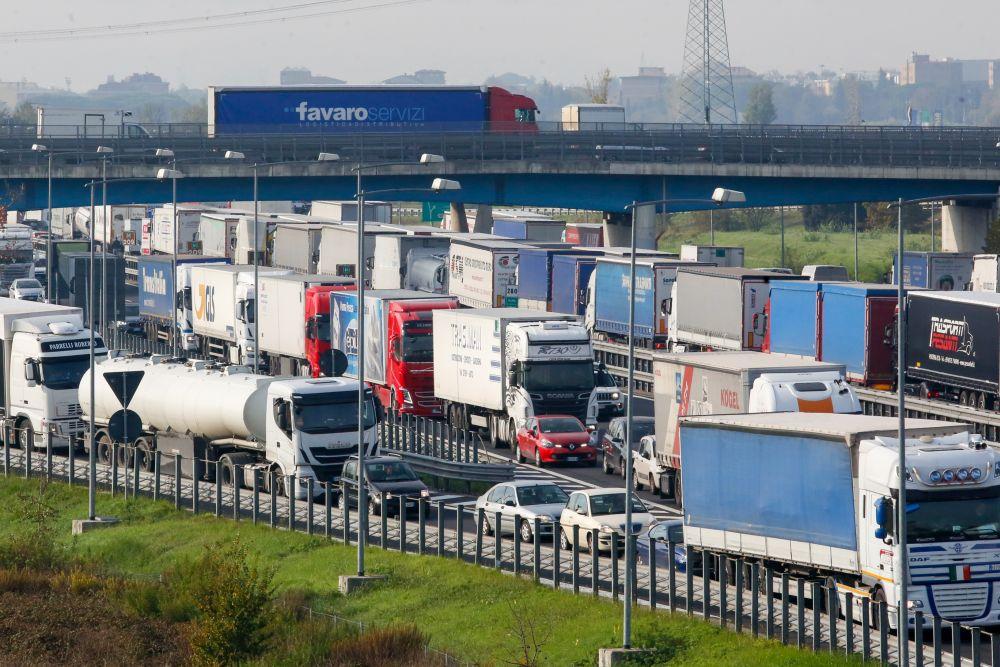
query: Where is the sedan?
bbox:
[475,481,570,542]
[600,416,655,476]
[516,415,598,467]
[338,455,430,518]
[559,488,654,553]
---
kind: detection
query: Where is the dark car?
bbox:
[635,520,704,575]
[600,416,655,476]
[337,455,429,517]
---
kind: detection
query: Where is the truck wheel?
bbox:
[219,455,244,489]
[489,418,504,449]
[978,392,988,411]
[508,419,518,452]
[16,420,33,452]
[673,475,683,507]
[134,439,154,473]
[959,390,970,406]
[919,382,932,399]
[871,588,886,629]
[96,433,113,466]
[648,473,657,496]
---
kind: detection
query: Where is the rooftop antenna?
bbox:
[678,0,738,124]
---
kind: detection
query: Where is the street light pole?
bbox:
[854,202,859,280]
[100,154,108,336]
[253,164,259,374]
[87,181,96,521]
[45,151,53,302]
[356,170,368,577]
[895,197,908,658]
[171,164,178,357]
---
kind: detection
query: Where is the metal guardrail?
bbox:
[3,425,996,666]
[392,450,514,485]
[3,122,1000,173]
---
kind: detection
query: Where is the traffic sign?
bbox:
[102,370,145,408]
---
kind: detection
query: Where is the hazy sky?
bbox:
[3,0,999,91]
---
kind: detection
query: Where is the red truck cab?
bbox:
[305,283,355,377]
[380,296,459,416]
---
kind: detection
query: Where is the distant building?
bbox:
[900,53,1000,88]
[95,73,169,95]
[280,67,345,86]
[0,80,39,113]
[382,69,446,85]
[618,66,669,113]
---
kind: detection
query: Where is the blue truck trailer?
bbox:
[138,255,228,345]
[818,283,898,388]
[765,280,822,359]
[550,254,598,316]
[517,248,601,312]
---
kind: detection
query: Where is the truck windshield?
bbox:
[293,396,377,434]
[40,355,90,390]
[401,331,433,362]
[907,497,1000,542]
[523,360,595,392]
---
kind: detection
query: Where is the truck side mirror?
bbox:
[330,349,349,377]
[236,299,247,323]
[273,399,291,433]
[874,496,893,541]
[24,359,39,386]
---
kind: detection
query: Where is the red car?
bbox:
[516,415,597,467]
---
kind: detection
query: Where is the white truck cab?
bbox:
[0,299,105,448]
[748,371,860,413]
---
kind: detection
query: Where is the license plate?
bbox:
[566,457,578,462]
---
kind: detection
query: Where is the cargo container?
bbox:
[137,255,229,347]
[198,212,243,259]
[257,274,354,377]
[493,217,566,242]
[679,245,744,267]
[893,251,974,290]
[669,267,803,351]
[905,291,1000,408]
[448,238,529,308]
[563,223,604,247]
[271,224,328,273]
[818,283,898,387]
[152,205,210,255]
[56,252,124,328]
[765,280,822,359]
[561,103,626,130]
[680,412,1000,629]
[433,309,598,445]
[517,247,601,311]
[550,254,598,316]
[50,240,90,302]
[311,201,392,223]
[971,254,1000,291]
[207,85,538,135]
[78,205,146,253]
[592,257,706,345]
[650,351,857,498]
[314,224,407,288]
[331,290,459,416]
[371,234,450,290]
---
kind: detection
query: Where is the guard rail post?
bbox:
[341,481,350,545]
[667,540,677,612]
[685,547,694,615]
[878,601,889,663]
[532,518,541,582]
[306,478,314,535]
[811,582,821,651]
[827,585,838,652]
[68,437,75,485]
[233,465,241,521]
[112,443,120,493]
[513,524,521,576]
[718,556,728,628]
[703,551,712,622]
[436,500,445,556]
[648,540,657,610]
[269,471,277,529]
[474,509,484,565]
[398,495,406,553]
[192,457,200,514]
[252,470,259,525]
[552,519,562,590]
[610,533,618,601]
[735,561,745,633]
[379,492,388,549]
[214,460,222,517]
[45,432,52,479]
[417,497,427,555]
[991,631,1000,667]
[23,427,32,479]
[324,484,331,539]
[952,622,962,667]
[173,453,181,509]
[287,475,296,531]
[494,510,503,569]
[844,592,854,654]
[972,628,983,667]
[630,534,638,604]
[592,528,600,597]
[780,574,790,645]
[153,450,161,500]
[932,615,942,666]
[571,525,580,593]
[765,566,775,639]
[751,563,760,637]
[2,423,9,476]
[132,448,140,498]
[455,505,464,560]
[914,611,923,667]
[860,597,870,660]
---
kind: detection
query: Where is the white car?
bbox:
[559,488,654,553]
[476,480,569,543]
[9,278,44,301]
[632,435,665,495]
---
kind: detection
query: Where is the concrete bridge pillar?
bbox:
[471,204,493,233]
[941,201,995,253]
[444,203,468,232]
[602,207,657,250]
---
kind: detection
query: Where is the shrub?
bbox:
[0,481,61,570]
[328,624,431,667]
[0,567,51,594]
[187,535,276,666]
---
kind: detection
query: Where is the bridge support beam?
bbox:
[941,201,995,253]
[602,207,657,250]
[471,204,493,234]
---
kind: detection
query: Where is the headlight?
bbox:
[675,548,687,564]
[420,488,430,498]
[401,389,413,405]
[600,525,616,534]
[539,439,554,448]
[611,392,620,400]
[908,600,924,609]
[383,492,392,501]
[537,514,552,522]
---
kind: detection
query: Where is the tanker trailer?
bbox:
[80,355,378,498]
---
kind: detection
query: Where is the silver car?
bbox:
[475,480,570,542]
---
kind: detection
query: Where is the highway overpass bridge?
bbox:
[2,123,999,249]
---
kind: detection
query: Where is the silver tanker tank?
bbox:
[80,356,274,441]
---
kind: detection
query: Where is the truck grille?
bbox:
[308,447,354,468]
[931,583,989,620]
[60,403,83,418]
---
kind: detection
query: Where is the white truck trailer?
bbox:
[0,298,105,448]
[680,412,1000,629]
[447,238,529,308]
[372,234,451,290]
[433,308,599,448]
[188,264,291,366]
[648,351,860,500]
[316,224,406,288]
[80,356,377,498]
[153,205,211,255]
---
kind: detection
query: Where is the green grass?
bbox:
[0,477,861,666]
[659,213,931,283]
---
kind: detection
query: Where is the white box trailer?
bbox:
[198,212,242,259]
[372,234,451,289]
[448,238,529,308]
[669,267,803,351]
[561,103,626,130]
[271,223,331,273]
[972,254,1000,292]
[679,245,745,268]
[153,205,210,254]
[311,200,392,223]
[316,224,406,287]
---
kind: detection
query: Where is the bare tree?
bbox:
[585,68,613,104]
[504,600,550,666]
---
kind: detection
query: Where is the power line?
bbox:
[1,0,424,43]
